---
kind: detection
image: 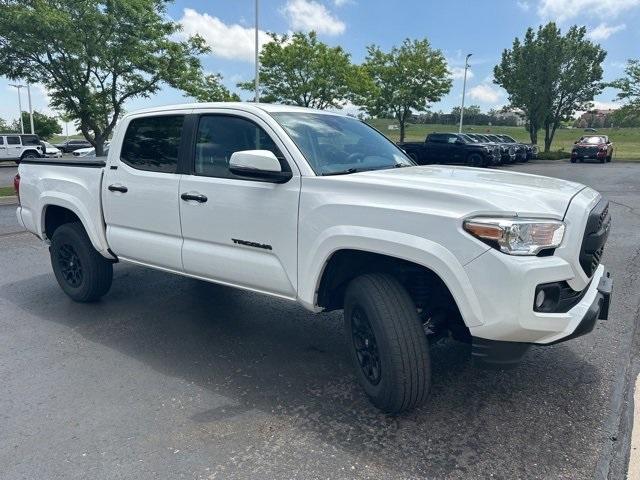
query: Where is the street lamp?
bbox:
[27,83,35,134]
[9,83,25,134]
[458,53,472,134]
[254,0,260,103]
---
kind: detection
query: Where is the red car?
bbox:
[570,135,613,163]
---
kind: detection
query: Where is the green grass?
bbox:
[367,119,640,160]
[0,186,15,197]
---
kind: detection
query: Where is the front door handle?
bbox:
[108,184,128,193]
[181,192,208,203]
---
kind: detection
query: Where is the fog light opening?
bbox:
[535,289,546,309]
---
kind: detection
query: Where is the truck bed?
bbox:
[17,158,111,257]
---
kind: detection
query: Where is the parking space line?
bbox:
[629,373,640,479]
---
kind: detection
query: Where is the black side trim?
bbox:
[18,158,106,168]
[177,114,198,175]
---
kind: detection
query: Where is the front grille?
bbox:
[579,199,610,277]
[574,146,599,157]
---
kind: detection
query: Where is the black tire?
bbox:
[21,151,38,160]
[50,222,113,302]
[607,155,612,163]
[600,156,606,163]
[344,273,431,414]
[570,158,577,163]
[467,153,484,168]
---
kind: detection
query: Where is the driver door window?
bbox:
[194,115,287,178]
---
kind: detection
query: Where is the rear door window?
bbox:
[120,115,185,173]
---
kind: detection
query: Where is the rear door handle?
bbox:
[108,184,128,193]
[181,192,208,203]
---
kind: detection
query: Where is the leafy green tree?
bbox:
[351,38,451,142]
[239,31,354,109]
[11,111,62,139]
[0,0,227,155]
[495,23,606,151]
[183,73,240,103]
[0,117,14,133]
[610,59,640,120]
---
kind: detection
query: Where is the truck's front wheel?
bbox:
[344,274,431,413]
[50,222,113,302]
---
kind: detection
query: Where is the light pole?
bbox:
[9,83,25,134]
[254,0,260,103]
[458,53,472,134]
[27,83,35,134]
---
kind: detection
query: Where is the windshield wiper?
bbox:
[321,168,360,176]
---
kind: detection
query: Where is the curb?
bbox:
[0,196,18,206]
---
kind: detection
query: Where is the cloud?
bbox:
[517,0,531,11]
[537,0,640,22]
[282,0,346,35]
[468,84,502,103]
[178,8,271,62]
[448,65,475,80]
[587,23,626,40]
[333,0,353,5]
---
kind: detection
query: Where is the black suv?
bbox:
[399,133,500,167]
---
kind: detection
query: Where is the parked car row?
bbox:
[398,132,537,168]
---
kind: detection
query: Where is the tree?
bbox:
[11,111,62,139]
[239,31,354,109]
[183,73,240,103]
[351,38,451,142]
[610,59,640,111]
[0,0,228,155]
[0,117,13,132]
[495,23,606,151]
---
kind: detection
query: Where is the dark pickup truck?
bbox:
[399,132,500,167]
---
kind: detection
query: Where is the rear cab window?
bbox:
[120,115,185,173]
[21,135,40,146]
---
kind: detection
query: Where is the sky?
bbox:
[1,0,639,133]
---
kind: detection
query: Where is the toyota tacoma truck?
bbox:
[15,103,613,413]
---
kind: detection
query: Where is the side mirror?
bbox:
[229,150,292,184]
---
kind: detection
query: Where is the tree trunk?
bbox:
[544,123,553,153]
[94,137,105,157]
[397,112,407,143]
[529,126,538,145]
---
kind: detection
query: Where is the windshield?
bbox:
[460,134,477,143]
[499,135,516,143]
[270,112,414,175]
[581,136,606,144]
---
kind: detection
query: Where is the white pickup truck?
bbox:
[15,103,612,413]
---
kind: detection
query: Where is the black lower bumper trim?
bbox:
[473,270,612,367]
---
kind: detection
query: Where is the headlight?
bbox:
[463,217,565,255]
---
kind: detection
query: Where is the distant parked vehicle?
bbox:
[0,133,44,162]
[399,132,500,167]
[43,141,63,158]
[584,128,598,133]
[465,133,516,164]
[54,139,92,153]
[495,134,537,161]
[72,142,110,158]
[571,135,613,163]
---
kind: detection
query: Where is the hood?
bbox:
[575,141,605,148]
[333,165,585,218]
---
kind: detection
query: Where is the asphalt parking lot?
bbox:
[0,160,639,480]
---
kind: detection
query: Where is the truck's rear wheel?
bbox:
[50,222,113,302]
[344,273,431,413]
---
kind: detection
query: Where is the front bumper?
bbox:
[471,269,612,366]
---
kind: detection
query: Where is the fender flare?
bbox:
[298,226,484,327]
[38,193,113,259]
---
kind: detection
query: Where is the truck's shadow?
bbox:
[2,264,602,478]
